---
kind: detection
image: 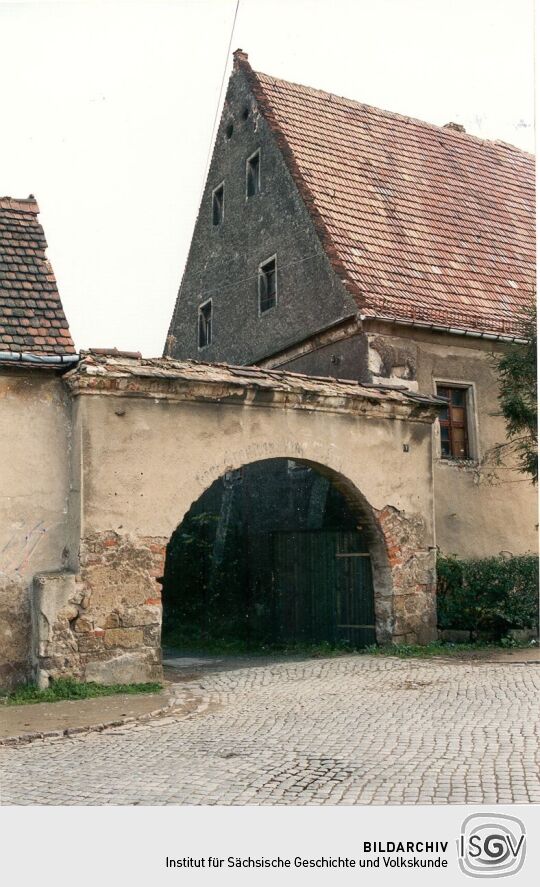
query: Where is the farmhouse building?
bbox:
[0,56,536,690]
[165,51,537,560]
[1,197,447,689]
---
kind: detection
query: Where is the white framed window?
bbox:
[212,183,224,226]
[258,255,277,314]
[198,299,212,349]
[246,149,261,198]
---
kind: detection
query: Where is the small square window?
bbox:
[436,384,470,459]
[212,184,224,226]
[198,300,212,348]
[258,256,277,313]
[246,150,261,198]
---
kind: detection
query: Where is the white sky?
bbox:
[0,0,535,356]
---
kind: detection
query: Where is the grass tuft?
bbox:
[2,678,162,706]
[162,630,535,660]
[359,640,536,659]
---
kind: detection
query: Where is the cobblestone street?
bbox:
[1,655,539,805]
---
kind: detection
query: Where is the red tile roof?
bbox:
[236,53,535,338]
[0,196,75,355]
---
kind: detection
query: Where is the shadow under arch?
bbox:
[161,457,393,649]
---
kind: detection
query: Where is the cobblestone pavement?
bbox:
[1,655,539,805]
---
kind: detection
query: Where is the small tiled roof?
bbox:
[236,53,535,337]
[0,196,75,354]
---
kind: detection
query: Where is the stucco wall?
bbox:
[31,384,436,685]
[77,394,433,540]
[272,321,537,558]
[0,368,71,688]
[363,322,538,557]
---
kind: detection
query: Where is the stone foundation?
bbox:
[34,533,166,686]
[377,505,437,644]
[31,510,437,685]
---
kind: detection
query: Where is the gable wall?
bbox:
[165,66,357,365]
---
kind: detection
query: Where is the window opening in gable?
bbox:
[246,150,261,198]
[258,256,277,314]
[198,300,212,348]
[212,184,224,226]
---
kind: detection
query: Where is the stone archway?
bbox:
[33,354,439,686]
[160,457,390,651]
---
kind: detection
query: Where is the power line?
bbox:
[198,0,240,210]
[166,0,240,351]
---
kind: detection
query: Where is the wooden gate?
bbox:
[270,530,376,646]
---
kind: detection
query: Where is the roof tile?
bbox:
[0,196,75,354]
[237,56,535,337]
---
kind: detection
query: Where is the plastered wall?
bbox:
[363,322,538,557]
[0,368,71,687]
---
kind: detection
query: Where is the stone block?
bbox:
[77,635,105,653]
[103,628,144,649]
[73,616,93,633]
[121,604,161,627]
[33,572,81,644]
[104,612,121,628]
[143,624,161,646]
[84,651,161,685]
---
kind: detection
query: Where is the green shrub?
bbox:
[437,554,538,638]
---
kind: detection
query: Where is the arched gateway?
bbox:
[33,353,441,686]
[162,458,384,650]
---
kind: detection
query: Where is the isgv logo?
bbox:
[458,814,526,878]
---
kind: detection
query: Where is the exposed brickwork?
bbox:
[233,52,359,307]
[34,534,167,685]
[78,532,166,681]
[0,196,75,354]
[65,351,442,421]
[32,509,435,682]
[376,505,437,644]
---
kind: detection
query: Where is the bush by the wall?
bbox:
[437,554,539,638]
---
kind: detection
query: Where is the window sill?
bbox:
[436,457,480,470]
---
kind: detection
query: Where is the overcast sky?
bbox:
[0,0,535,356]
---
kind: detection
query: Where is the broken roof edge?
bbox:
[0,194,39,215]
[67,350,445,421]
[0,195,40,214]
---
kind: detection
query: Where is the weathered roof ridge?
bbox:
[73,350,443,415]
[0,195,40,213]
